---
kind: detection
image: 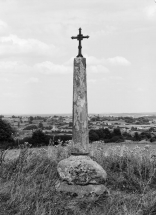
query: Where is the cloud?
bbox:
[0,61,18,70]
[0,34,55,56]
[84,55,130,74]
[0,54,130,76]
[34,54,130,75]
[85,55,130,66]
[85,56,102,65]
[0,92,20,98]
[83,55,109,73]
[0,20,8,33]
[109,76,124,80]
[0,60,72,75]
[0,77,10,82]
[87,79,97,84]
[25,77,39,84]
[137,87,145,92]
[107,56,131,66]
[0,61,32,73]
[90,26,117,38]
[34,61,72,74]
[145,5,156,19]
[89,65,109,73]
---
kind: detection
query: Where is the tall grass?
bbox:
[0,142,156,214]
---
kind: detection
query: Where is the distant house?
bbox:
[91,122,97,125]
[59,125,69,129]
[51,125,58,132]
[12,122,19,127]
[43,130,52,134]
[90,125,100,130]
[22,118,29,122]
[42,122,49,127]
[120,128,127,133]
[2,117,14,123]
[13,118,21,122]
[64,119,72,123]
[60,128,72,133]
[32,119,43,124]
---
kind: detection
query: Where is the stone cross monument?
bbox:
[56,28,108,200]
[71,28,89,154]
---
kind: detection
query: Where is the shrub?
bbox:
[23,124,38,130]
[89,130,99,142]
[109,136,124,143]
[31,129,48,147]
[0,119,14,142]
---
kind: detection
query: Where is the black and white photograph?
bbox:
[0,0,156,214]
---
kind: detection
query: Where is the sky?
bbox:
[0,0,156,115]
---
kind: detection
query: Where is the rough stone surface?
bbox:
[55,180,109,199]
[57,155,107,185]
[72,57,89,153]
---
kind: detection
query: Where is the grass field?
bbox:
[5,142,156,161]
[1,142,156,214]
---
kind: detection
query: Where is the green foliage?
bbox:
[113,128,121,136]
[44,125,52,130]
[38,122,43,129]
[89,130,99,142]
[103,128,112,139]
[28,116,34,124]
[141,132,151,140]
[0,119,14,143]
[23,124,38,130]
[89,128,124,143]
[124,117,134,123]
[69,122,73,127]
[133,132,141,141]
[122,131,133,140]
[31,129,48,146]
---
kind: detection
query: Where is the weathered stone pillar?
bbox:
[56,28,108,202]
[72,57,89,154]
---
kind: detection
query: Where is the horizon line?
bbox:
[1,112,156,116]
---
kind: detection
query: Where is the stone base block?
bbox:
[55,180,109,199]
[57,155,107,185]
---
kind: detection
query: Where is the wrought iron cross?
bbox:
[71,28,89,57]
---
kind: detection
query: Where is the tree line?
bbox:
[89,128,156,143]
[0,118,156,149]
[0,118,72,149]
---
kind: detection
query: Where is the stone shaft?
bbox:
[72,57,89,153]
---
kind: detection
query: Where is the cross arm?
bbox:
[71,36,78,39]
[83,36,89,39]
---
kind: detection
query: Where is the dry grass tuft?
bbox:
[0,142,156,214]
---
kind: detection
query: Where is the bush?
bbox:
[31,129,48,147]
[89,128,124,143]
[113,128,122,137]
[109,136,124,143]
[0,119,15,149]
[89,130,99,142]
[46,134,72,145]
[133,132,141,141]
[0,119,14,142]
[23,125,38,130]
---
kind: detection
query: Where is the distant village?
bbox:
[1,114,156,142]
